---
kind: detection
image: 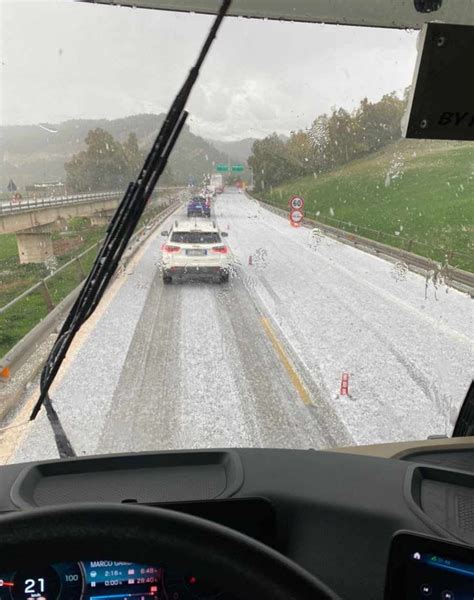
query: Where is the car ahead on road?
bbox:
[161,220,231,283]
[187,195,211,217]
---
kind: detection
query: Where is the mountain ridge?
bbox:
[1,114,255,190]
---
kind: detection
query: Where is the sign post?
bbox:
[289,195,305,210]
[289,195,305,227]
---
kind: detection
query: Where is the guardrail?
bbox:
[252,195,474,297]
[0,197,182,387]
[0,187,182,215]
[0,191,122,215]
[303,211,472,268]
[0,245,97,318]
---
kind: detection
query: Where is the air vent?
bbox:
[457,493,474,532]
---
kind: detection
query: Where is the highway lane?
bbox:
[9,190,473,462]
[218,192,472,444]
[97,266,350,454]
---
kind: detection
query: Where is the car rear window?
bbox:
[171,232,221,244]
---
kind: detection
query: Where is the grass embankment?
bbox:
[0,218,105,356]
[262,139,474,272]
[0,201,170,357]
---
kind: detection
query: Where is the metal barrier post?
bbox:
[39,280,55,312]
[76,257,86,279]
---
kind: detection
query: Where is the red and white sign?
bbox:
[289,195,305,210]
[340,373,349,396]
[289,208,304,227]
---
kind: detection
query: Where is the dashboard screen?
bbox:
[404,551,474,599]
[0,561,230,600]
[385,532,474,600]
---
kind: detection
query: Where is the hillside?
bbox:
[0,114,230,189]
[260,138,474,272]
[207,138,256,163]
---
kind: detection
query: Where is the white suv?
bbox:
[160,220,232,284]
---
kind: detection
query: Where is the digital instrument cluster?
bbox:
[0,561,228,600]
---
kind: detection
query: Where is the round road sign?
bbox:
[289,195,304,210]
[290,208,304,225]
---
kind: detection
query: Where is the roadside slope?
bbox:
[261,139,474,271]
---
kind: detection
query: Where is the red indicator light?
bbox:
[150,587,158,593]
[163,244,180,254]
[211,246,228,254]
[189,576,197,585]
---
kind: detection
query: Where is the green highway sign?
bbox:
[216,164,229,172]
[231,164,244,172]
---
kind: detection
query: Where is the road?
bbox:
[8,190,473,462]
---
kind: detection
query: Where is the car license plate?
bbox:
[186,249,207,256]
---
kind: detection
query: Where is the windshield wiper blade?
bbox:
[30,1,232,452]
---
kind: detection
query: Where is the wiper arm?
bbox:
[30,0,232,450]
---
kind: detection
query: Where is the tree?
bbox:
[308,114,331,173]
[286,130,314,176]
[248,134,300,192]
[324,107,365,166]
[247,90,407,191]
[65,128,131,192]
[356,93,405,154]
[122,132,144,180]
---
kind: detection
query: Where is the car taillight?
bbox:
[163,244,180,253]
[212,246,228,254]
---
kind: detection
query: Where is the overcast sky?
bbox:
[1,0,418,140]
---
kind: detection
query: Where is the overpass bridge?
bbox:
[0,188,179,263]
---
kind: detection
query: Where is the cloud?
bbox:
[1,1,418,140]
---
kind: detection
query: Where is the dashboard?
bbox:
[1,536,473,600]
[0,561,229,600]
[0,447,473,599]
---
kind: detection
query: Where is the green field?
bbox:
[262,139,474,272]
[0,235,18,262]
[0,219,106,307]
[0,203,169,356]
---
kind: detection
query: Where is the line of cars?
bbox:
[187,192,211,218]
[160,189,232,284]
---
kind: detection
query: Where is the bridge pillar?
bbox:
[90,210,114,227]
[90,215,110,227]
[16,231,54,264]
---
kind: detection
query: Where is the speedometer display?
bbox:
[0,561,230,600]
[1,563,83,600]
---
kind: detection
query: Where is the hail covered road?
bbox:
[10,190,473,462]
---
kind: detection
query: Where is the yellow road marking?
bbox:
[260,316,312,406]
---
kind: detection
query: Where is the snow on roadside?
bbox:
[218,192,473,445]
[11,215,176,462]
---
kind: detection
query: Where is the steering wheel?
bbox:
[0,503,340,600]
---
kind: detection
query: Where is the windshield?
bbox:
[171,232,221,244]
[0,0,472,465]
